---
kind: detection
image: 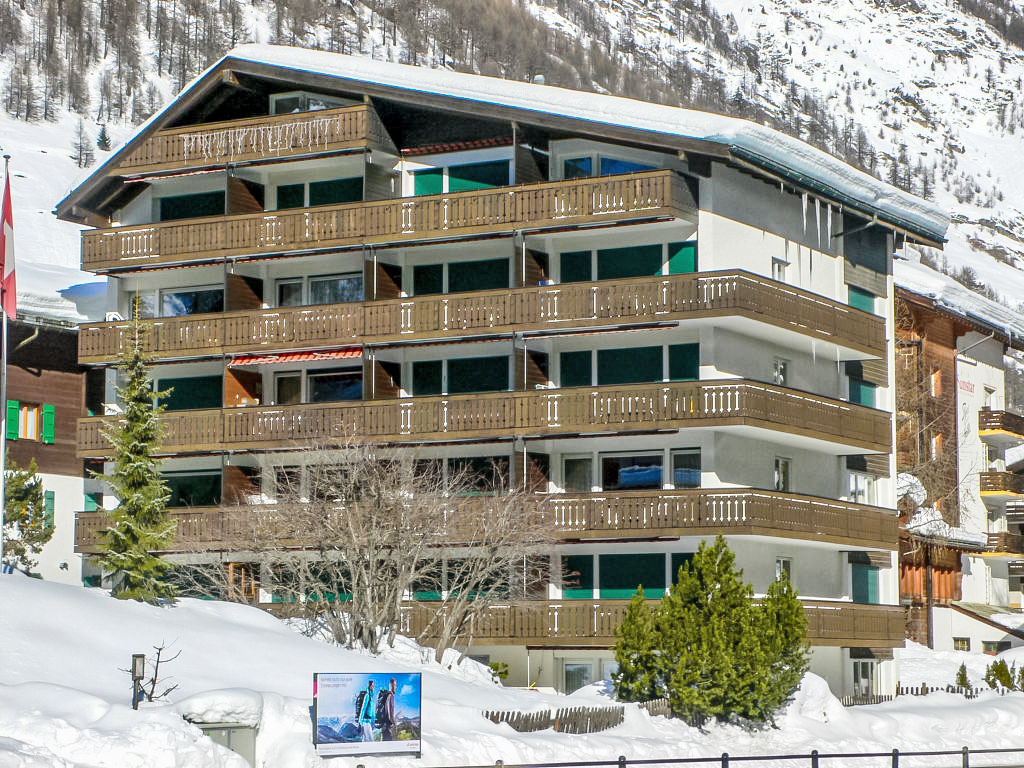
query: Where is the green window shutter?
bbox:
[412,264,444,296]
[560,351,591,388]
[668,344,700,381]
[43,491,55,529]
[6,400,18,441]
[412,361,443,396]
[84,492,100,512]
[596,244,663,280]
[563,554,594,598]
[276,183,305,210]
[309,177,362,206]
[597,346,662,386]
[849,378,876,408]
[413,168,444,196]
[668,241,698,274]
[447,160,510,191]
[447,258,510,293]
[851,563,880,604]
[559,251,592,283]
[848,286,876,314]
[599,553,666,598]
[158,376,223,412]
[41,404,55,444]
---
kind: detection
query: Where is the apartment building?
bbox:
[895,263,1024,653]
[58,45,950,696]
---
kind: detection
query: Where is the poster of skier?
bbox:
[313,672,422,757]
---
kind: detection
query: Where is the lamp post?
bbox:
[131,653,146,709]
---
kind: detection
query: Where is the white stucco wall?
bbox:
[30,471,85,585]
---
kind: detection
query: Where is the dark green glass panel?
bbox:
[560,251,592,283]
[597,244,662,280]
[309,177,362,206]
[412,361,443,396]
[413,264,444,296]
[159,191,225,221]
[413,168,444,196]
[849,378,876,407]
[668,241,697,274]
[276,183,304,210]
[848,286,876,314]
[158,375,222,411]
[671,552,694,584]
[448,258,509,293]
[599,553,665,598]
[668,344,699,381]
[563,554,594,598]
[447,356,509,394]
[560,350,591,388]
[164,472,222,507]
[597,346,662,386]
[448,160,510,191]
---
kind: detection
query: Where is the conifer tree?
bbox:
[97,313,176,603]
[97,123,112,151]
[749,572,810,722]
[613,587,660,702]
[955,662,969,689]
[2,457,53,571]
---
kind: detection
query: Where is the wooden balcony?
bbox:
[77,270,886,364]
[987,531,1024,556]
[77,379,892,459]
[979,409,1024,449]
[115,105,392,175]
[398,599,907,648]
[979,471,1024,500]
[82,170,691,272]
[73,487,898,554]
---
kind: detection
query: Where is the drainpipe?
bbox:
[925,544,934,649]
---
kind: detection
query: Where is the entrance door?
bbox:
[853,660,875,696]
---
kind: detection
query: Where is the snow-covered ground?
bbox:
[4,575,1024,768]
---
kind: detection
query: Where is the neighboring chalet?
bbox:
[58,45,950,696]
[5,317,90,584]
[895,261,1024,654]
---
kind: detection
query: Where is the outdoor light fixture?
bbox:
[131,653,145,710]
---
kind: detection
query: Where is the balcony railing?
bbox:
[987,531,1024,555]
[77,379,892,458]
[397,599,907,648]
[115,105,391,175]
[979,471,1024,498]
[73,487,898,554]
[82,170,691,272]
[78,270,886,364]
[979,410,1024,446]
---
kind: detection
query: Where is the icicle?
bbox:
[780,181,784,194]
[826,203,832,245]
[814,197,821,247]
[801,192,808,234]
[811,338,817,364]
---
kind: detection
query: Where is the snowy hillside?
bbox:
[5,576,1024,767]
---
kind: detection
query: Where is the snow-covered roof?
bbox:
[895,258,1024,344]
[59,45,949,244]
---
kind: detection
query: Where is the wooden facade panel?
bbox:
[8,364,84,478]
[364,160,397,202]
[225,273,263,312]
[227,176,264,215]
[844,262,888,298]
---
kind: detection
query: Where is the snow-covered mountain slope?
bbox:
[6,575,1024,767]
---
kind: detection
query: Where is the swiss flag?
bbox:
[0,166,15,321]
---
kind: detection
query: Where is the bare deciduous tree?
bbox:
[174,442,552,660]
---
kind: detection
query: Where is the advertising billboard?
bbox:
[313,672,422,757]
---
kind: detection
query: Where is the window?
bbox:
[772,258,788,282]
[411,360,443,396]
[43,491,55,529]
[985,386,998,409]
[775,557,792,581]
[275,373,302,405]
[672,450,701,489]
[158,191,225,221]
[560,350,592,388]
[413,168,444,196]
[671,552,694,584]
[848,286,876,314]
[844,214,888,273]
[446,258,510,293]
[269,90,352,114]
[563,456,593,493]
[276,274,363,307]
[849,473,877,505]
[668,241,698,274]
[596,244,663,280]
[853,660,875,697]
[930,369,942,397]
[18,403,38,440]
[930,432,943,460]
[849,378,876,408]
[599,553,665,598]
[602,453,663,490]
[851,562,879,604]
[774,358,789,386]
[157,375,223,412]
[564,662,594,693]
[563,157,592,179]
[559,251,592,283]
[599,157,655,176]
[774,457,791,492]
[412,264,444,296]
[447,160,510,191]
[450,456,510,494]
[308,369,362,402]
[953,637,971,652]
[276,183,305,210]
[983,640,1011,656]
[597,346,662,386]
[668,344,699,381]
[308,177,362,206]
[161,287,224,317]
[163,471,222,507]
[562,554,594,598]
[7,401,55,443]
[447,356,509,394]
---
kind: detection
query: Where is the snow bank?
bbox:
[7,577,1024,767]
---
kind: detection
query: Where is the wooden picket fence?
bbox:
[637,697,708,729]
[842,684,1008,707]
[483,705,624,734]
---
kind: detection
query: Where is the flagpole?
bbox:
[0,153,8,573]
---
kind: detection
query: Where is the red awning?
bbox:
[229,347,361,367]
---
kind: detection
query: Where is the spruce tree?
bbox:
[613,587,660,702]
[2,457,53,571]
[96,123,112,151]
[749,572,810,721]
[97,314,176,603]
[955,662,969,689]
